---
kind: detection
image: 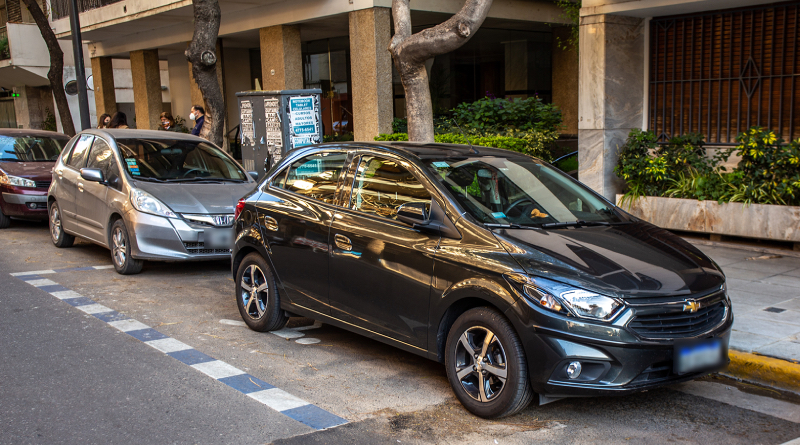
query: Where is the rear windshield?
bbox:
[115,138,247,182]
[423,156,627,226]
[0,135,70,162]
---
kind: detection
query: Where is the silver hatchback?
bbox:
[48,129,255,274]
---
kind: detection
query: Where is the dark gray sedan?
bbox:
[48,129,255,274]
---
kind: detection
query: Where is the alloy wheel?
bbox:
[240,264,270,320]
[50,205,62,242]
[112,227,127,267]
[453,326,509,402]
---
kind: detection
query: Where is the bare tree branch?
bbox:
[185,0,224,147]
[19,0,76,136]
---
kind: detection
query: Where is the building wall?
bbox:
[222,47,252,135]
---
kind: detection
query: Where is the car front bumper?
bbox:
[124,209,233,261]
[1,188,49,218]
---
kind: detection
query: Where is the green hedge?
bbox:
[374,131,558,161]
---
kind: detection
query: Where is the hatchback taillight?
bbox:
[234,198,246,220]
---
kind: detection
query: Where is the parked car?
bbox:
[231,142,732,418]
[0,129,71,229]
[552,150,578,179]
[48,129,255,274]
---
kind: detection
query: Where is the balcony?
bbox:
[51,0,124,20]
[0,22,50,89]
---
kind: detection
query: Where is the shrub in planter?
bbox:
[374,131,557,161]
[727,128,800,205]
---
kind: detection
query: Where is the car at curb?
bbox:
[48,129,255,274]
[0,129,71,229]
[231,142,733,418]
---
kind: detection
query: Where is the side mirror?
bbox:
[397,202,429,226]
[248,171,259,181]
[80,168,105,184]
[264,155,272,173]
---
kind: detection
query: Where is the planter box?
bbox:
[616,195,800,243]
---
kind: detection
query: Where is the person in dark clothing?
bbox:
[189,105,205,136]
[159,112,181,132]
[97,113,111,129]
[109,112,129,129]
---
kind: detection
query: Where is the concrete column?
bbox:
[13,86,56,130]
[578,15,645,200]
[349,7,393,142]
[130,49,162,130]
[552,27,578,135]
[91,57,117,118]
[259,25,303,91]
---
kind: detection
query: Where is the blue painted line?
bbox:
[16,274,43,281]
[219,374,275,394]
[281,405,348,430]
[167,348,217,366]
[62,296,97,307]
[93,312,129,323]
[126,328,169,342]
[54,266,96,272]
[38,284,71,293]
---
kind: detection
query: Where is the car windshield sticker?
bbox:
[125,158,141,175]
[491,212,506,219]
[432,161,450,168]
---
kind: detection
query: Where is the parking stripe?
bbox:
[10,269,349,431]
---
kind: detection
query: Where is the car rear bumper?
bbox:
[125,209,232,261]
[0,189,49,218]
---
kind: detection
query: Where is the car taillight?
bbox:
[234,198,246,220]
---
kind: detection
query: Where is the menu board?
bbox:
[287,95,321,148]
[239,100,254,146]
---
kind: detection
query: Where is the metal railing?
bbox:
[51,0,122,20]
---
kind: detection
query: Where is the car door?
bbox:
[254,150,349,315]
[327,153,439,349]
[76,137,123,245]
[54,134,93,234]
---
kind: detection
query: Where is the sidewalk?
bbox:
[689,240,800,391]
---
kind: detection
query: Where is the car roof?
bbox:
[81,129,207,142]
[0,128,71,138]
[312,141,534,161]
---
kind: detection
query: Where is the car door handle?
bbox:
[334,234,352,251]
[56,169,63,178]
[263,216,278,232]
[77,182,84,193]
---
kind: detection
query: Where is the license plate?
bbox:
[674,338,724,374]
[204,228,233,249]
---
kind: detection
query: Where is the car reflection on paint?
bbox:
[231,142,732,418]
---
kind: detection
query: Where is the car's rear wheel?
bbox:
[235,253,288,332]
[110,219,143,275]
[49,201,74,247]
[445,307,535,418]
[0,206,10,229]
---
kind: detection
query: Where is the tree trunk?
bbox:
[19,0,75,136]
[389,0,493,142]
[185,0,224,147]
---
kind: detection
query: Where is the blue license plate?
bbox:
[674,339,723,374]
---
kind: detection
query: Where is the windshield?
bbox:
[424,156,627,227]
[0,135,70,162]
[116,138,247,181]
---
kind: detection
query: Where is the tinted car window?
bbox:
[0,135,69,162]
[115,138,247,181]
[281,152,347,203]
[270,168,287,189]
[87,138,122,190]
[350,156,430,220]
[67,135,94,169]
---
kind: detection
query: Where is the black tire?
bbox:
[235,252,288,332]
[49,201,74,247]
[0,206,10,229]
[110,219,143,275]
[445,307,535,418]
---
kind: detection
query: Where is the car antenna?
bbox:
[452,119,479,154]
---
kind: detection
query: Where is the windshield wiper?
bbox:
[133,176,167,183]
[540,220,629,229]
[162,177,245,183]
[484,223,539,230]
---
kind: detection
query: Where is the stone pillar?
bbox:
[578,15,644,200]
[91,57,117,118]
[349,7,393,142]
[259,25,303,91]
[130,49,162,130]
[552,27,578,135]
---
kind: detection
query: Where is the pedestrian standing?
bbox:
[109,112,130,129]
[189,106,205,136]
[97,113,111,129]
[159,112,181,132]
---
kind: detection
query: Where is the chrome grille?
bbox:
[629,301,727,339]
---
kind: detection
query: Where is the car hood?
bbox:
[0,161,54,180]
[492,221,725,299]
[132,181,256,215]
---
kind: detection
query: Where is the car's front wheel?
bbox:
[49,201,74,247]
[235,253,288,332]
[0,206,10,229]
[110,219,143,275]
[445,307,535,418]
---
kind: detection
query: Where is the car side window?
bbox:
[66,135,93,169]
[270,168,288,189]
[280,152,347,204]
[87,138,122,190]
[349,156,431,221]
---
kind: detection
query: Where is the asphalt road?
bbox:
[1,218,799,445]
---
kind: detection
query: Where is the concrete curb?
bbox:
[722,350,800,394]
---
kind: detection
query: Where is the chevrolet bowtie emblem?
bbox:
[683,299,700,313]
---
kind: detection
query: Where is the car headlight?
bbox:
[506,274,624,322]
[0,173,36,188]
[130,188,176,218]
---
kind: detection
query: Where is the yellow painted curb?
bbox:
[724,350,800,393]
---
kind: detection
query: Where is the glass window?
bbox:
[67,135,93,169]
[350,156,430,220]
[0,134,69,162]
[270,168,287,189]
[283,152,347,203]
[86,138,122,190]
[115,138,247,182]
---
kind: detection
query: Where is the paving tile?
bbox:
[782,268,800,278]
[754,340,800,362]
[721,266,780,281]
[729,301,763,314]
[729,330,778,352]
[732,313,800,338]
[746,307,800,326]
[728,289,792,307]
[761,274,800,289]
[723,259,799,275]
[775,298,800,311]
[727,278,800,299]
